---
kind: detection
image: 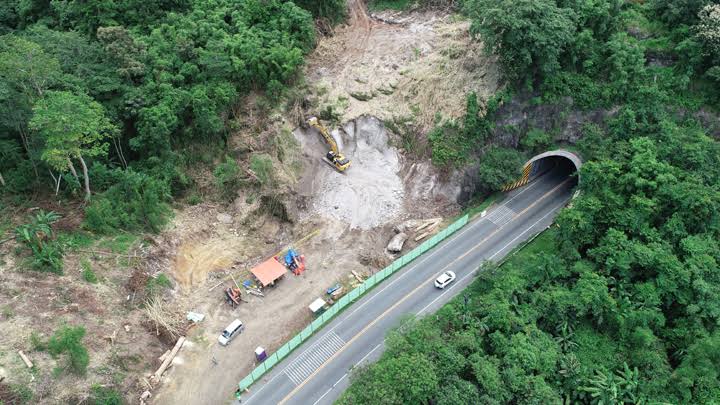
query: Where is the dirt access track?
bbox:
[148,7,499,405]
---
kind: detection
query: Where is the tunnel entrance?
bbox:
[503,150,581,192]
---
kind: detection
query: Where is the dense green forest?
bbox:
[0,0,347,273]
[4,0,720,402]
[340,0,720,404]
[0,0,344,222]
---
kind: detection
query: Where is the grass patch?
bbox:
[186,193,203,206]
[0,383,33,404]
[81,259,98,283]
[32,325,90,376]
[89,384,122,405]
[1,304,14,319]
[98,234,138,254]
[368,0,413,11]
[57,231,95,252]
[499,228,556,269]
[146,273,172,296]
[0,217,12,238]
[385,115,429,158]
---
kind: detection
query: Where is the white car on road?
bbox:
[434,271,456,289]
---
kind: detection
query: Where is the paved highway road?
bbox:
[239,167,576,405]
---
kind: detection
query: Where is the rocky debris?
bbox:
[689,108,720,139]
[216,213,233,224]
[387,232,408,253]
[349,90,375,101]
[627,26,651,40]
[404,162,462,205]
[370,12,412,25]
[297,115,405,230]
[359,251,391,269]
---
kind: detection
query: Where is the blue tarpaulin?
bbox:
[284,249,298,267]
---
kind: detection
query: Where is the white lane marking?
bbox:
[323,195,571,404]
[356,342,382,366]
[311,373,348,405]
[242,177,553,403]
[284,332,346,386]
[485,205,516,227]
[417,197,571,316]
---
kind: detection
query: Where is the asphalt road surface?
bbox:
[238,167,576,405]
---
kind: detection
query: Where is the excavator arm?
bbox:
[307,117,351,172]
[308,117,340,155]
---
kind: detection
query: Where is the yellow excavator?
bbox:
[307,116,351,172]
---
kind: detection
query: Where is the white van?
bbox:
[218,319,244,346]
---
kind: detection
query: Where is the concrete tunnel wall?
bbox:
[502,149,582,192]
[525,150,582,182]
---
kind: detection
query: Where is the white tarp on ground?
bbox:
[309,298,326,313]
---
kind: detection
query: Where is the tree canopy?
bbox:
[0,0,342,230]
[342,0,720,404]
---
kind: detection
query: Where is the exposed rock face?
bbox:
[490,95,614,147]
[455,93,613,201]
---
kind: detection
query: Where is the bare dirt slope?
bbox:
[309,9,501,130]
[149,8,499,405]
[0,231,165,404]
[0,5,500,405]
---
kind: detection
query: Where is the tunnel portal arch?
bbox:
[502,149,582,192]
[525,150,582,173]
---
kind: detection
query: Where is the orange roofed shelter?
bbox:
[250,258,287,287]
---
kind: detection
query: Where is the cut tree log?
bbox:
[153,336,186,382]
[158,350,171,362]
[351,270,364,283]
[140,390,152,405]
[18,351,33,368]
[415,218,442,232]
[246,289,264,297]
[230,274,241,289]
[208,279,225,292]
[415,222,441,242]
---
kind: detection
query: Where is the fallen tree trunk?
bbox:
[351,270,364,283]
[415,221,441,242]
[158,350,170,362]
[18,351,33,368]
[153,336,185,382]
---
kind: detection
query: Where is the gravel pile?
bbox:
[301,116,405,230]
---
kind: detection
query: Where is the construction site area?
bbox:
[0,4,500,404]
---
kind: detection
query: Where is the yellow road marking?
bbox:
[277,178,572,404]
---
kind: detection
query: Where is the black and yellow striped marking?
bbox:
[502,163,532,192]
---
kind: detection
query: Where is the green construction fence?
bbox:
[237,214,470,392]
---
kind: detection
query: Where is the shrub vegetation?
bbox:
[341,0,720,403]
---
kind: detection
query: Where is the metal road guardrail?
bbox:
[237,214,470,392]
